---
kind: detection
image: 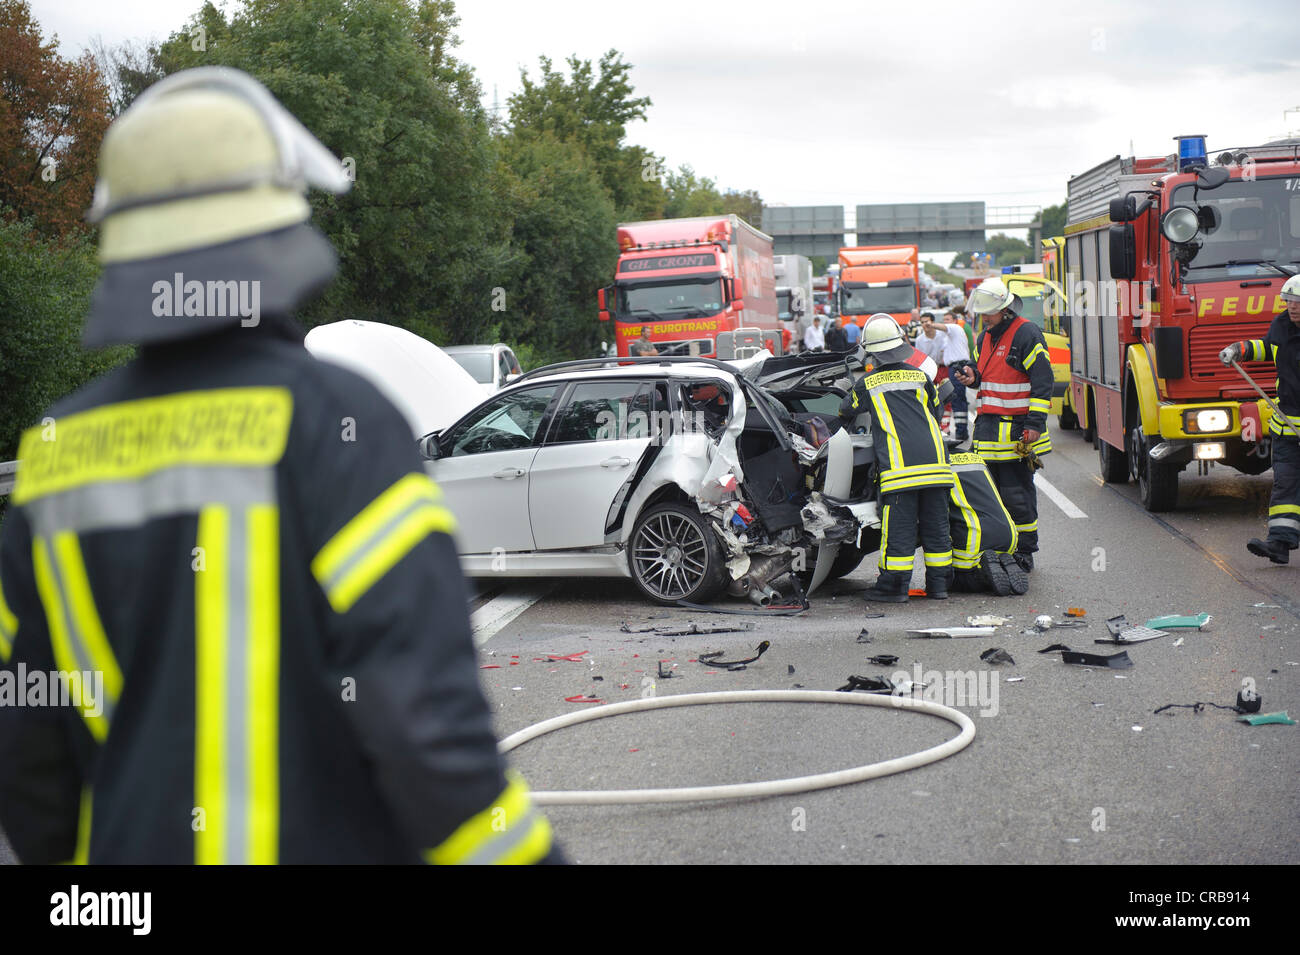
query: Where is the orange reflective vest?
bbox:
[975,316,1032,416]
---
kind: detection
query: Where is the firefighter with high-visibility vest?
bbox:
[839,318,954,602]
[947,452,1028,596]
[1220,273,1300,564]
[0,68,559,864]
[953,276,1053,572]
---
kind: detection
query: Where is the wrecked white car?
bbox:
[416,354,882,605]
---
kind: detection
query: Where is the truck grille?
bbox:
[1187,323,1276,395]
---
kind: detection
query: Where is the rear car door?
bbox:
[528,379,663,550]
[427,384,561,554]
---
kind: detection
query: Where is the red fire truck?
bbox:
[1065,135,1295,510]
[597,215,783,357]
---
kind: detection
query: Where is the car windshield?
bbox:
[1008,290,1046,330]
[617,278,724,318]
[449,351,494,384]
[776,290,793,320]
[1174,176,1300,282]
[841,282,915,315]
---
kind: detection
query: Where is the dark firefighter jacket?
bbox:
[947,452,1018,568]
[1234,311,1300,438]
[0,328,554,864]
[838,362,954,495]
[967,315,1055,462]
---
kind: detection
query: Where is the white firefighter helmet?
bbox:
[967,276,1015,315]
[1280,274,1300,303]
[860,313,913,364]
[83,66,352,347]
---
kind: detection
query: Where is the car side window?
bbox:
[549,380,661,444]
[497,351,512,384]
[448,384,558,456]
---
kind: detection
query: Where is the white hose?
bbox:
[498,689,976,806]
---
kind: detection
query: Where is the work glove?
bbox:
[1021,428,1041,445]
[1219,343,1242,365]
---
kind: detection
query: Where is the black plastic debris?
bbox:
[592,675,604,682]
[1038,643,1071,654]
[621,621,754,636]
[866,654,899,666]
[863,613,886,619]
[675,600,807,616]
[836,674,895,693]
[856,628,873,644]
[980,647,1016,665]
[787,664,796,676]
[1061,648,1133,669]
[698,641,771,671]
[657,661,674,679]
[1154,700,1251,716]
[1237,689,1263,713]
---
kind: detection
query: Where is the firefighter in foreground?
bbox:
[0,68,559,864]
[840,319,954,602]
[953,277,1053,572]
[1220,274,1300,564]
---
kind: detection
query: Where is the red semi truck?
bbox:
[598,215,783,357]
[836,245,920,328]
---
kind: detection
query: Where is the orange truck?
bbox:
[598,215,783,357]
[836,245,920,328]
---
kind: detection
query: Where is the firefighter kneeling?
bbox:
[948,452,1029,596]
[953,276,1054,572]
[840,319,954,602]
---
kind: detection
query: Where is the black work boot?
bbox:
[999,553,1029,595]
[1247,538,1290,565]
[862,573,910,603]
[1013,551,1034,573]
[979,551,1011,596]
[925,567,953,600]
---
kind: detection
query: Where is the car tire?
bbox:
[628,503,727,606]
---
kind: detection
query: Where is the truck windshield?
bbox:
[617,278,724,319]
[1008,292,1046,330]
[1173,177,1300,282]
[841,282,915,315]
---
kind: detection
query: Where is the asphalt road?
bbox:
[2,421,1294,865]
[476,421,1298,864]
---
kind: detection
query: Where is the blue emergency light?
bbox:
[1175,134,1208,171]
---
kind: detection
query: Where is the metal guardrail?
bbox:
[0,461,16,497]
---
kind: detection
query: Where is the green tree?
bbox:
[0,217,132,463]
[152,0,505,344]
[661,165,762,225]
[507,51,662,220]
[1039,201,1066,240]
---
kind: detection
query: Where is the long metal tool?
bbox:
[1230,359,1300,439]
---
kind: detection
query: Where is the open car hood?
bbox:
[304,320,483,438]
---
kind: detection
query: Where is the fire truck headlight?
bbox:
[1184,408,1231,433]
[1161,206,1200,244]
[1194,441,1225,460]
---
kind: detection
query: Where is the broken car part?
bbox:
[1238,711,1296,725]
[980,648,1015,665]
[1105,615,1129,637]
[1144,613,1212,631]
[697,641,771,670]
[836,674,895,693]
[907,627,996,639]
[1095,627,1167,645]
[865,654,899,666]
[1061,649,1134,669]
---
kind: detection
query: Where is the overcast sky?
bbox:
[33,0,1300,257]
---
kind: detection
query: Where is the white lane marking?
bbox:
[1034,473,1088,519]
[472,587,550,646]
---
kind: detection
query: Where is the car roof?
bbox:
[442,343,508,354]
[500,358,741,396]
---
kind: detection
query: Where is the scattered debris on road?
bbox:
[620,621,755,636]
[907,626,995,638]
[697,641,771,670]
[1145,613,1212,631]
[1238,711,1295,726]
[836,674,895,693]
[980,647,1015,665]
[1060,648,1134,669]
[856,628,873,644]
[1095,627,1166,645]
[968,614,1012,627]
[866,654,899,666]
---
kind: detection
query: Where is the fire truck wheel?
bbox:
[1099,437,1129,483]
[1131,427,1180,511]
[1058,406,1079,431]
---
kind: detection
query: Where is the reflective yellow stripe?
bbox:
[424,773,553,865]
[52,533,123,705]
[13,388,293,504]
[1028,398,1051,412]
[923,550,953,567]
[949,478,981,565]
[1270,505,1300,516]
[1016,520,1039,532]
[73,789,92,865]
[247,505,279,865]
[31,535,120,742]
[312,474,457,614]
[195,506,229,865]
[870,392,905,476]
[195,504,281,865]
[1023,343,1049,369]
[917,389,945,460]
[881,554,915,571]
[0,577,16,662]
